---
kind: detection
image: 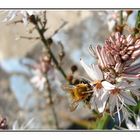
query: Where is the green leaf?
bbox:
[135,11,140,29]
[93,113,114,129]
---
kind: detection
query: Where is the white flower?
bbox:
[80,59,138,123]
[104,80,137,124]
[97,11,119,32]
[125,79,140,97]
[80,59,103,81]
[12,118,37,130]
[80,59,113,113]
[3,11,18,22]
[3,10,41,26]
[126,115,140,130]
[30,69,46,91]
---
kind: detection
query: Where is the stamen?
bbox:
[110,88,121,95]
[92,81,103,90]
[116,97,121,126]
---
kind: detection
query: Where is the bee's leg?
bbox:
[82,90,94,94]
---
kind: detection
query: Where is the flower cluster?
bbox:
[30,55,52,91]
[66,32,140,124]
[0,117,8,130]
[3,10,42,26]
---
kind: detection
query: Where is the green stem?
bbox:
[134,11,140,35]
[95,113,112,129]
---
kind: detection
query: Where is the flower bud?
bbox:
[71,65,78,73]
[131,49,140,59]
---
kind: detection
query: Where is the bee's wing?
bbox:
[62,84,75,91]
[69,101,79,112]
[75,76,91,83]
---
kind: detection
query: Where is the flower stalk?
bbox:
[46,75,60,129]
[34,20,67,80]
[134,11,140,35]
[120,10,123,26]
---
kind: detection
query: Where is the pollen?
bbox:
[92,80,103,89]
[110,88,121,95]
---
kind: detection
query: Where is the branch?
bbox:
[35,21,67,80]
[50,21,67,38]
[18,35,40,40]
[46,76,60,129]
[120,10,123,25]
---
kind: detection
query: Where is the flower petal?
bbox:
[122,107,132,121]
[120,92,137,106]
[80,59,103,81]
[90,95,96,110]
[126,119,137,130]
[136,116,140,129]
[102,81,115,90]
[91,64,103,80]
[100,91,109,111]
[95,90,108,113]
[116,97,121,126]
[109,95,116,112]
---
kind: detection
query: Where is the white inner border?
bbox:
[0,0,140,8]
[1,132,140,140]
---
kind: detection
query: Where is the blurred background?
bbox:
[0,10,137,129]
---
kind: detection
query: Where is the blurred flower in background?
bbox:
[126,115,140,130]
[3,10,42,26]
[0,117,8,130]
[12,118,39,130]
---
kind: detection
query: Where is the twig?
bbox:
[7,20,23,25]
[50,21,67,38]
[120,10,123,25]
[19,35,40,40]
[46,76,59,129]
[43,11,47,28]
[35,21,67,80]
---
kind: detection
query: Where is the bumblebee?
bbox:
[63,79,93,111]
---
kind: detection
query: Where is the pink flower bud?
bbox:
[115,62,123,73]
[131,49,140,59]
[122,54,129,60]
[135,39,140,45]
[127,46,135,51]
